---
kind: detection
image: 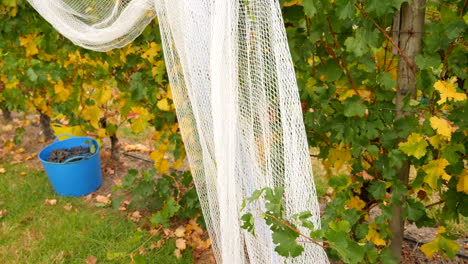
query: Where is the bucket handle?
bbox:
[54,133,76,142]
[63,155,90,164]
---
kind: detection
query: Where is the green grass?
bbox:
[0,162,192,264]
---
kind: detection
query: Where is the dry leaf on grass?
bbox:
[163,228,175,238]
[84,255,97,264]
[129,211,142,222]
[174,226,186,237]
[176,238,186,250]
[149,240,164,250]
[63,205,73,211]
[0,209,7,217]
[44,199,57,205]
[95,194,111,205]
[20,172,27,176]
[174,249,182,259]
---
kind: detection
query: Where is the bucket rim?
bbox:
[38,136,100,165]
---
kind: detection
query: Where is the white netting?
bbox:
[27,0,329,263]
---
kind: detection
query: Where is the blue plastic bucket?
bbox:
[38,134,102,197]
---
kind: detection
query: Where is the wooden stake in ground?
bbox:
[391,0,426,261]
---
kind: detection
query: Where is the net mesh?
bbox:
[26,0,329,263]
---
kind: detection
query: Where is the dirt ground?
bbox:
[1,113,467,263]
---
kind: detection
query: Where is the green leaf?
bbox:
[270,224,303,257]
[438,236,460,259]
[368,181,386,200]
[150,197,180,227]
[415,54,441,69]
[240,213,255,235]
[405,198,425,222]
[343,95,367,117]
[302,0,317,16]
[380,247,398,264]
[329,220,350,232]
[27,68,38,81]
[317,60,343,82]
[336,0,355,20]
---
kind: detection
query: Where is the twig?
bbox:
[425,200,444,208]
[354,3,416,76]
[460,0,468,19]
[264,213,329,249]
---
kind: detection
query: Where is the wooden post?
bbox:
[391,0,426,261]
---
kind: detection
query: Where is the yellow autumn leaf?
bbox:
[429,116,452,140]
[156,159,171,175]
[141,42,161,63]
[54,80,71,103]
[4,77,19,89]
[398,133,428,159]
[323,144,352,173]
[422,159,450,189]
[421,227,459,259]
[19,34,39,57]
[347,196,366,211]
[365,223,386,246]
[82,105,101,128]
[93,86,112,105]
[428,134,446,149]
[283,0,302,6]
[173,153,185,169]
[434,78,467,105]
[456,169,468,194]
[96,128,107,138]
[157,98,171,112]
[421,238,440,258]
[150,145,168,163]
[338,88,372,102]
[129,106,154,133]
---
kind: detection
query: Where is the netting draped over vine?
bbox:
[26,0,328,263]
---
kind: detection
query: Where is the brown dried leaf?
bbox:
[44,199,57,205]
[174,226,186,237]
[0,209,7,217]
[95,194,111,204]
[129,211,142,222]
[0,168,5,174]
[163,228,174,238]
[176,238,186,250]
[63,205,73,211]
[84,255,97,264]
[357,170,374,180]
[105,167,115,175]
[113,179,122,186]
[174,249,182,259]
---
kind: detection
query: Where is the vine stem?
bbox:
[426,200,444,208]
[354,3,416,76]
[326,17,362,98]
[263,213,329,249]
[460,0,468,19]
